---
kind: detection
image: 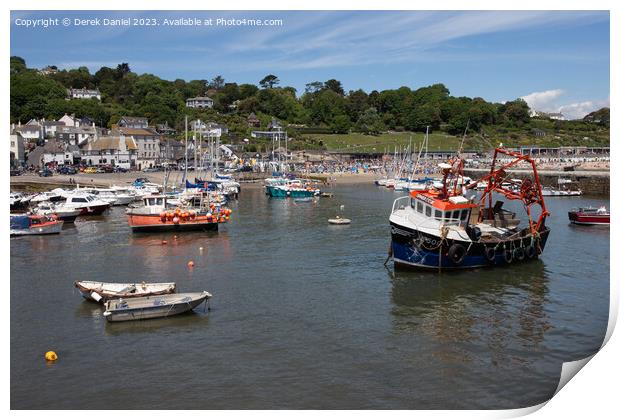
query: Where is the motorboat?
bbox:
[541,187,583,197]
[265,178,320,198]
[389,149,550,270]
[33,201,81,222]
[10,192,36,212]
[568,206,610,225]
[103,291,212,322]
[29,189,66,203]
[74,281,177,302]
[94,188,134,205]
[63,192,111,215]
[10,214,63,236]
[126,194,231,232]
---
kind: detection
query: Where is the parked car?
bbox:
[38,168,53,177]
[10,169,22,176]
[84,167,97,174]
[58,166,77,175]
[114,166,128,173]
[143,167,160,173]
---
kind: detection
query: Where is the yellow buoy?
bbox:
[45,351,58,362]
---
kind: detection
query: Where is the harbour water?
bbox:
[10,184,609,409]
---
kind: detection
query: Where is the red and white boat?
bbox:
[10,214,63,236]
[126,195,231,232]
[568,206,610,225]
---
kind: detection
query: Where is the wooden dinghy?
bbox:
[328,216,351,225]
[74,281,176,303]
[103,292,212,322]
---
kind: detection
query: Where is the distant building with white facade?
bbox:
[186,96,214,109]
[530,110,566,120]
[67,88,101,100]
[56,125,98,146]
[59,113,81,127]
[10,131,25,167]
[80,135,137,169]
[118,116,149,129]
[13,122,43,143]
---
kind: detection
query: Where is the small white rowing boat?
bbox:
[74,281,176,302]
[103,292,212,322]
[328,216,351,225]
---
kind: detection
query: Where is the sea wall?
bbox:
[463,169,610,196]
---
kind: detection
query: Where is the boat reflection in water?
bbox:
[103,310,210,336]
[390,259,550,345]
[387,260,553,407]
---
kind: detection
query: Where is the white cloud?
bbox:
[521,89,609,120]
[558,98,610,120]
[521,89,565,110]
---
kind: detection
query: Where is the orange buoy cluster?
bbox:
[159,208,197,224]
[204,207,232,223]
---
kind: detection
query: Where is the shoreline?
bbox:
[10,167,610,194]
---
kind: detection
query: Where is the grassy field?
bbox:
[300,123,609,153]
[304,132,480,153]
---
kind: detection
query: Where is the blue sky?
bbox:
[10,10,610,119]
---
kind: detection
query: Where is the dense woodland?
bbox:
[10,56,610,151]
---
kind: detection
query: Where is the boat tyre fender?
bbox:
[466,225,482,242]
[525,245,537,259]
[484,246,496,262]
[503,247,513,264]
[448,243,466,265]
[514,247,526,261]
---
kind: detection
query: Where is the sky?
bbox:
[10,10,610,119]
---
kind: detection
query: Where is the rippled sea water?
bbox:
[10,184,609,409]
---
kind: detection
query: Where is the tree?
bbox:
[345,89,369,122]
[239,83,259,99]
[355,107,385,135]
[11,56,27,74]
[210,75,225,90]
[331,115,351,134]
[259,74,279,89]
[499,98,530,126]
[10,71,67,122]
[115,63,131,80]
[324,79,344,95]
[305,81,324,94]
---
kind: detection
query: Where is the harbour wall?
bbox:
[463,169,610,196]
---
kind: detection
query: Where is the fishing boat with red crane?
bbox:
[389,148,550,269]
[126,194,231,232]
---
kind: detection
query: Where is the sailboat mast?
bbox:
[194,119,199,174]
[183,115,188,184]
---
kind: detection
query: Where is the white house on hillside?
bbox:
[68,88,101,100]
[186,96,214,109]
